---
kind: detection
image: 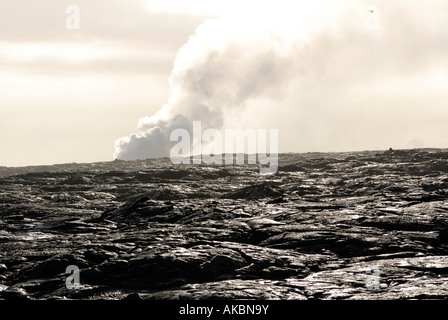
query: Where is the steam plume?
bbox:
[114,0,448,159]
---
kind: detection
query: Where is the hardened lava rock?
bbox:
[1,149,448,300]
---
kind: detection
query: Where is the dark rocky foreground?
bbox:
[1,149,448,300]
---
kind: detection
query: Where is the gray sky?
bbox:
[1,0,447,166]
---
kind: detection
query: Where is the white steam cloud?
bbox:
[114,0,448,160]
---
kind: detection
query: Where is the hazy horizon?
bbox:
[3,147,448,169]
[1,0,448,167]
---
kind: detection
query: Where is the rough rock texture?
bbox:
[1,149,448,300]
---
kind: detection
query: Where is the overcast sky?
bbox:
[1,0,447,166]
